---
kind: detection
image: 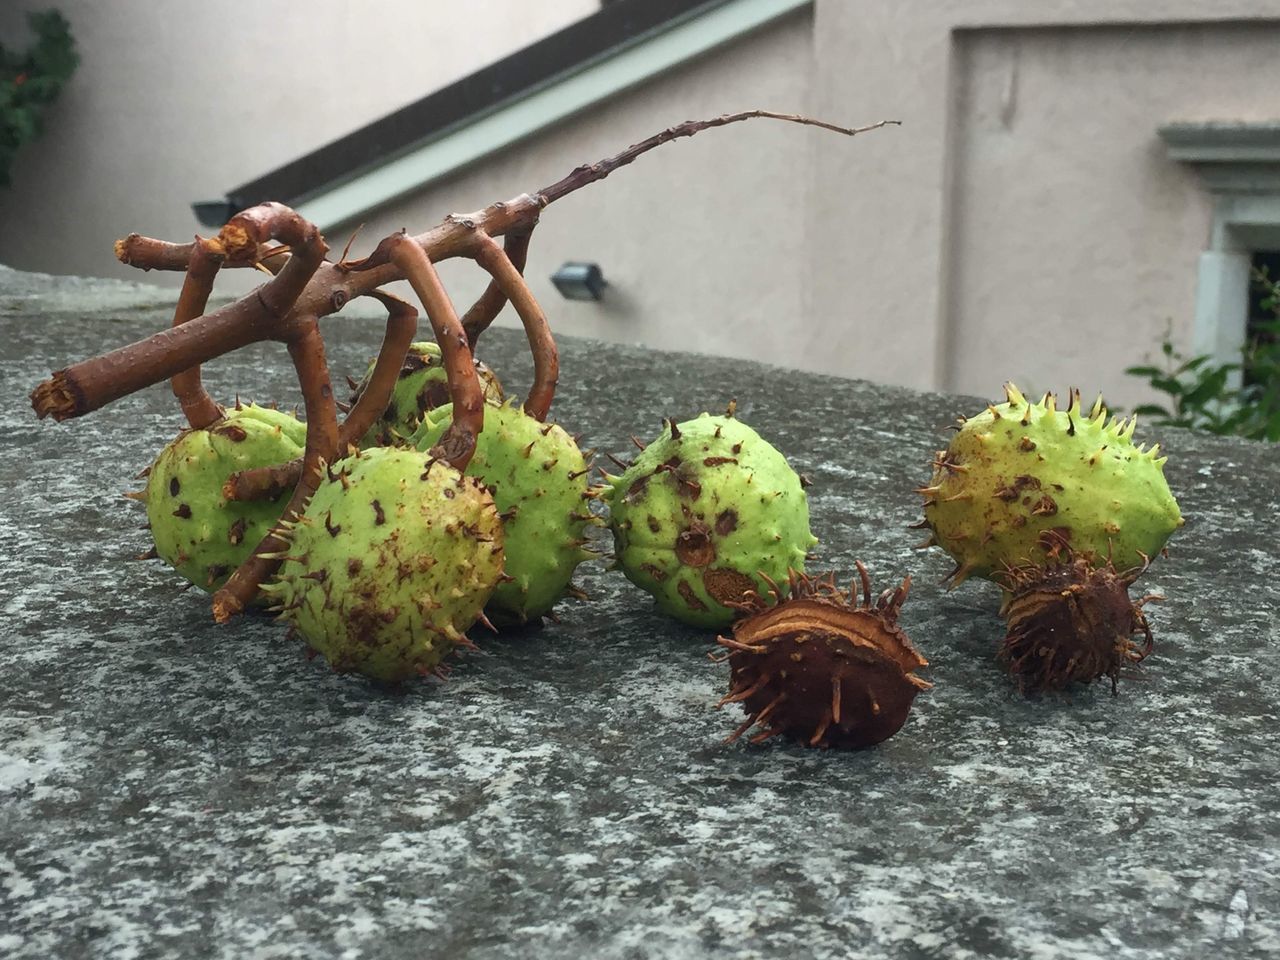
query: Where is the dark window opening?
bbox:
[1246,250,1280,386]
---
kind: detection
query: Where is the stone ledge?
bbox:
[2,269,1276,960]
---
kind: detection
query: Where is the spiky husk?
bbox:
[997,554,1156,694]
[143,404,305,593]
[410,401,596,625]
[349,341,504,447]
[717,567,929,748]
[263,447,504,683]
[919,384,1183,586]
[603,411,818,629]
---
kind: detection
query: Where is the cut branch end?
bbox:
[30,373,78,421]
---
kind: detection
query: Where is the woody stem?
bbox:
[338,291,419,448]
[222,291,419,503]
[169,237,226,430]
[470,232,558,421]
[212,318,339,622]
[388,235,484,471]
[460,227,533,348]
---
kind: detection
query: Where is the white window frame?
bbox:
[1160,122,1280,379]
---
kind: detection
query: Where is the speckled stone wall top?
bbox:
[2,267,1278,959]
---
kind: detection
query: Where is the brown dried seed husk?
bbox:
[718,568,930,749]
[997,555,1156,694]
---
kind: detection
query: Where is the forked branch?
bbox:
[32,110,894,424]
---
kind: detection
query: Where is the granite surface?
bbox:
[2,266,1278,959]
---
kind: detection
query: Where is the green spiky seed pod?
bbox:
[410,401,596,626]
[349,341,504,447]
[143,404,305,593]
[919,384,1183,585]
[602,410,818,629]
[263,447,504,683]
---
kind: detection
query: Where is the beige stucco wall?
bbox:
[0,0,595,279]
[7,0,1280,409]
[944,21,1280,403]
[806,0,1280,407]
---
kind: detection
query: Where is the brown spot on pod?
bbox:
[716,565,929,749]
[675,522,716,567]
[228,517,247,546]
[641,563,668,582]
[173,503,192,519]
[213,423,248,442]
[1030,495,1058,516]
[677,580,707,611]
[623,473,650,505]
[702,567,755,607]
[169,477,180,496]
[703,457,738,468]
[714,509,739,536]
[372,500,386,525]
[348,557,363,576]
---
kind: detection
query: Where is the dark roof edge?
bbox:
[197,0,732,225]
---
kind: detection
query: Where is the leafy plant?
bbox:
[1126,268,1280,442]
[1,10,78,188]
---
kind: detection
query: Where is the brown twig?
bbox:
[386,234,484,471]
[460,227,534,347]
[336,290,419,447]
[221,461,298,503]
[538,111,899,203]
[469,232,557,420]
[168,237,226,429]
[212,317,339,622]
[223,290,419,502]
[115,234,277,271]
[34,112,894,424]
[31,111,895,620]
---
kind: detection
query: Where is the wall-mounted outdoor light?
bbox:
[550,262,607,302]
[191,200,236,228]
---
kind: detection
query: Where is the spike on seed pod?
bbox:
[996,552,1159,694]
[716,565,930,749]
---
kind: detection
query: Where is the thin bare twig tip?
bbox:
[539,109,898,204]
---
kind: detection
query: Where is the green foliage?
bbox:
[1,10,78,188]
[1126,268,1280,442]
